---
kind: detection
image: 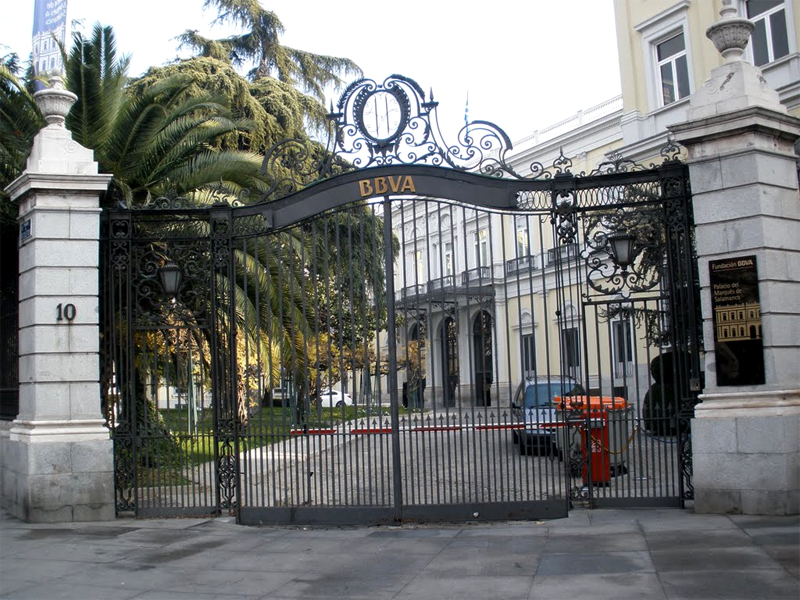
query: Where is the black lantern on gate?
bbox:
[159,261,183,298]
[607,233,636,271]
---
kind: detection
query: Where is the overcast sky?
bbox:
[1,0,622,144]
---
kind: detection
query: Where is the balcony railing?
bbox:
[428,275,456,292]
[505,255,539,276]
[461,266,492,285]
[399,284,425,299]
[547,243,580,267]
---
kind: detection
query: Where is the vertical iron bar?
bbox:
[383,197,402,520]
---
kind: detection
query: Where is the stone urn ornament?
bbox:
[33,75,78,127]
[705,0,755,63]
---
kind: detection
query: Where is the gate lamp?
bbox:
[608,233,636,271]
[159,261,183,298]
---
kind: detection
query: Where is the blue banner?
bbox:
[32,0,68,86]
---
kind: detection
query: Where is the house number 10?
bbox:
[56,303,77,322]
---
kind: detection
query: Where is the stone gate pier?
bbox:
[1,77,114,521]
[670,2,800,514]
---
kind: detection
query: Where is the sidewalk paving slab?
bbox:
[1,507,797,600]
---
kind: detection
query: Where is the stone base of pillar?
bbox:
[0,421,114,522]
[691,390,799,515]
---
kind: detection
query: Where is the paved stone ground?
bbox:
[1,507,797,599]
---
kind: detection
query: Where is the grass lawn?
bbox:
[155,403,421,466]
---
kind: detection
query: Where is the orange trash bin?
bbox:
[556,395,628,486]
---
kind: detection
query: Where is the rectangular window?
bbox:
[521,334,536,377]
[415,249,424,282]
[747,0,790,66]
[474,229,488,267]
[444,241,453,277]
[657,32,690,105]
[561,327,580,378]
[515,217,529,258]
[612,319,634,378]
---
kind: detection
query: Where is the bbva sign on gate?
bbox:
[260,166,528,231]
[358,175,417,197]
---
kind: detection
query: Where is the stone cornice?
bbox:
[9,418,110,442]
[508,109,624,173]
[670,105,800,148]
[633,0,691,33]
[695,388,800,418]
[5,171,113,203]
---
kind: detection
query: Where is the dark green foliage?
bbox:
[0,53,44,220]
[64,25,265,207]
[187,0,361,97]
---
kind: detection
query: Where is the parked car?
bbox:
[317,389,354,408]
[511,376,584,456]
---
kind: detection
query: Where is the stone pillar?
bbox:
[2,77,114,522]
[670,2,800,515]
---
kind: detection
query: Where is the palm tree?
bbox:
[0,53,38,421]
[2,23,390,480]
[0,53,44,218]
[64,25,266,207]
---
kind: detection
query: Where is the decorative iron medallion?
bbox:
[259,75,521,201]
[352,82,410,148]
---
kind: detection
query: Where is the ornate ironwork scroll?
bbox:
[260,75,520,201]
[329,75,516,175]
[583,208,664,300]
[103,72,704,521]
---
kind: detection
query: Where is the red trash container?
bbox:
[556,395,628,486]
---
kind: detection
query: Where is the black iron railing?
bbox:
[428,275,456,292]
[505,255,539,276]
[461,266,492,284]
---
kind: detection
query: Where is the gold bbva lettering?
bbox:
[359,180,373,197]
[400,176,416,193]
[358,175,417,198]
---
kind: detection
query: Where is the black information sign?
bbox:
[709,255,765,386]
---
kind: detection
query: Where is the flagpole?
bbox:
[464,91,470,138]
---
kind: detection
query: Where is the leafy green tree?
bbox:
[179,0,360,98]
[2,19,389,454]
[63,25,265,207]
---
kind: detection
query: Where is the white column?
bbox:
[2,77,114,522]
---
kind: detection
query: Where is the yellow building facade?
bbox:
[389,0,798,410]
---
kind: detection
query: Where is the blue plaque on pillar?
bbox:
[709,256,765,386]
[20,219,31,242]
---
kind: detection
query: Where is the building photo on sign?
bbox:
[709,256,765,386]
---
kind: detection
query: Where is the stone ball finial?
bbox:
[33,75,78,128]
[706,0,755,63]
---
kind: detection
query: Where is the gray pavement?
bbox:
[1,507,797,600]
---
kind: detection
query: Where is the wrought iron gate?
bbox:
[102,75,702,524]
